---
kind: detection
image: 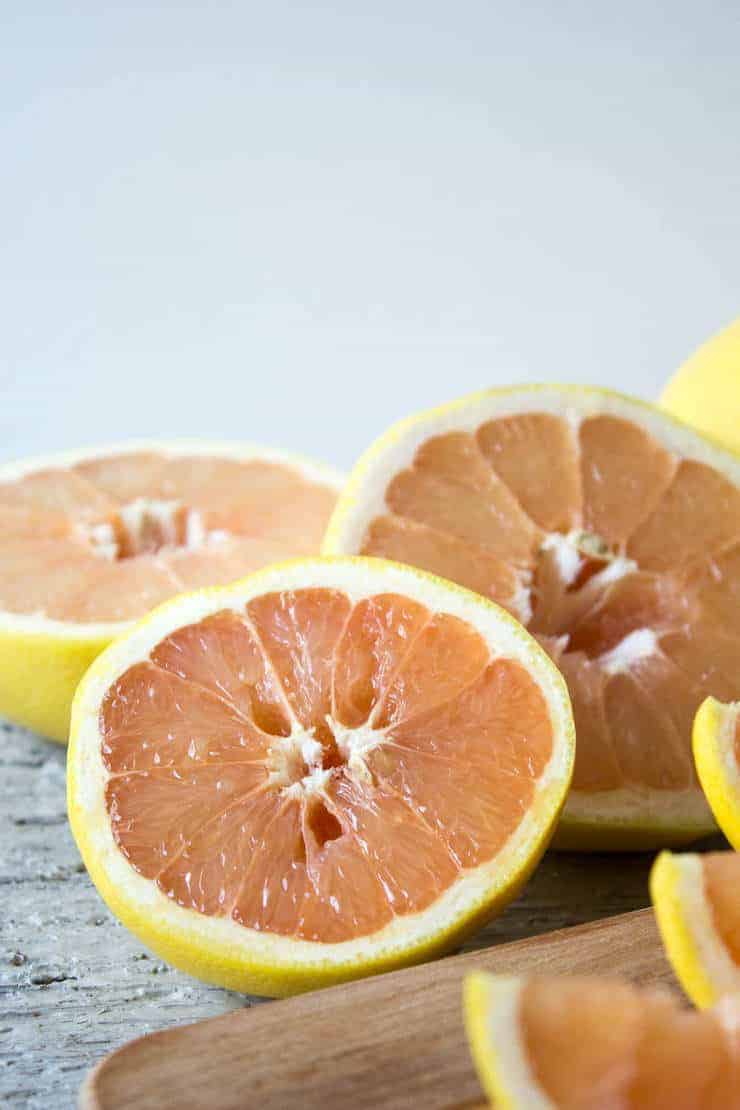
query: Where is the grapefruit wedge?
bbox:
[324,386,740,849]
[0,442,341,741]
[67,557,574,996]
[650,699,740,1009]
[464,972,740,1108]
[651,850,740,1009]
[693,697,740,849]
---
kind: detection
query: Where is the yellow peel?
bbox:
[661,319,740,456]
[692,696,740,849]
[649,851,719,1009]
[463,974,518,1110]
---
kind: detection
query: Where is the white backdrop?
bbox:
[2,2,739,473]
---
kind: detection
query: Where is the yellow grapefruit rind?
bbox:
[67,556,575,997]
[324,383,739,849]
[649,850,736,1010]
[692,696,740,850]
[0,623,110,742]
[0,441,344,743]
[661,319,740,456]
[463,973,553,1110]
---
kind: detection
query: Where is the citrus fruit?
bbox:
[651,849,740,1009]
[324,385,740,849]
[67,556,574,996]
[661,319,740,455]
[693,696,740,849]
[463,971,740,1108]
[0,442,341,741]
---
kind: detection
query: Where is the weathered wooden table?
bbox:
[1,719,722,1109]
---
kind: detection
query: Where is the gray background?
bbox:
[2,2,739,472]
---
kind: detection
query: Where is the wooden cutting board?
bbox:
[80,907,675,1110]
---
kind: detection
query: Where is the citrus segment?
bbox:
[627,461,740,572]
[464,971,740,1108]
[651,850,740,1009]
[325,387,740,847]
[477,412,581,532]
[360,516,528,620]
[68,558,574,994]
[579,414,677,545]
[0,443,341,740]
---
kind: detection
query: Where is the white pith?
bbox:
[69,556,574,970]
[674,855,740,997]
[597,629,658,676]
[0,440,344,640]
[325,385,740,830]
[717,702,740,798]
[329,716,387,783]
[478,976,554,1110]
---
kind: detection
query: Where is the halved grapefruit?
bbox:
[67,557,574,995]
[651,850,740,1009]
[0,442,341,741]
[464,971,740,1108]
[324,386,740,849]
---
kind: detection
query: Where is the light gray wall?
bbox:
[2,2,738,470]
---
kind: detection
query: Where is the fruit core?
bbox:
[86,499,217,560]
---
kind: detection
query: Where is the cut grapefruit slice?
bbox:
[651,850,740,1009]
[464,971,740,1108]
[693,697,740,849]
[325,386,740,849]
[67,557,574,995]
[0,442,341,741]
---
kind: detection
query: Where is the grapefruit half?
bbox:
[651,850,740,1009]
[325,386,740,849]
[464,971,740,1108]
[67,556,574,995]
[0,442,341,740]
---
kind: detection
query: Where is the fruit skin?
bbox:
[0,441,343,744]
[67,556,575,997]
[649,851,718,1009]
[0,623,111,742]
[661,319,740,455]
[324,383,736,852]
[464,973,523,1110]
[693,696,740,849]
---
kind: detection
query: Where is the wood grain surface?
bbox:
[81,909,673,1110]
[0,721,725,1108]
